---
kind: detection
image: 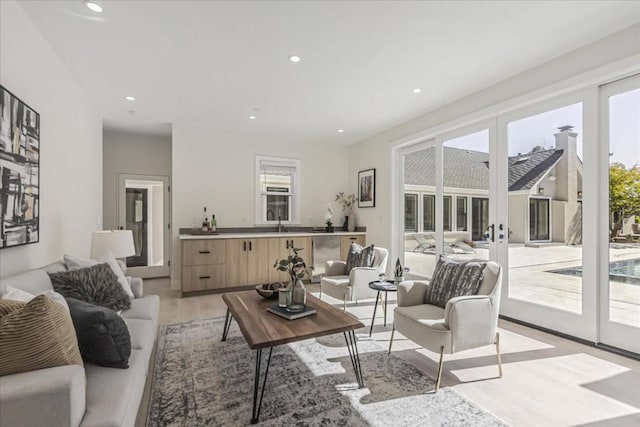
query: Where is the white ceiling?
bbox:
[19,1,640,144]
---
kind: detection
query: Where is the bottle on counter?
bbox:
[202,207,210,231]
[211,214,217,231]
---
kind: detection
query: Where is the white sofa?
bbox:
[0,262,160,427]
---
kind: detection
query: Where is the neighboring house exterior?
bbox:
[404,126,583,245]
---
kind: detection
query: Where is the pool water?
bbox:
[550,258,640,286]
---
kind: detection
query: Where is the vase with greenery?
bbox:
[274,248,312,312]
[335,192,357,232]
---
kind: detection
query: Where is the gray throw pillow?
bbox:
[424,256,487,308]
[49,264,132,312]
[345,243,375,273]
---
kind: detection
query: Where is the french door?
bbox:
[598,75,640,353]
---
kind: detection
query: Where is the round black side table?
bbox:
[368,280,398,336]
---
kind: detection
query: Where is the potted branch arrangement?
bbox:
[274,248,312,313]
[325,206,334,233]
[335,192,357,232]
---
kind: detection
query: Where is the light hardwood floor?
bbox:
[137,277,640,427]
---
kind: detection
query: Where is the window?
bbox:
[443,195,452,231]
[404,194,418,232]
[456,196,468,231]
[255,156,301,224]
[423,194,435,232]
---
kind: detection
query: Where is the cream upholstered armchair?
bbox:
[388,260,503,391]
[320,247,389,311]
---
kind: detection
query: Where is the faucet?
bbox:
[277,216,284,233]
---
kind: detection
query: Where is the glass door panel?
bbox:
[118,174,170,278]
[403,146,437,278]
[505,102,584,315]
[442,129,491,263]
[600,76,640,353]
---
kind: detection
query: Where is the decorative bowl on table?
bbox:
[255,282,285,299]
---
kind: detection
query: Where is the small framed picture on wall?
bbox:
[358,168,375,208]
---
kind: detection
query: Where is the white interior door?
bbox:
[598,75,640,354]
[118,174,171,278]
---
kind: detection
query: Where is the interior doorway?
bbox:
[118,174,170,278]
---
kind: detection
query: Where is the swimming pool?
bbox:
[550,258,640,285]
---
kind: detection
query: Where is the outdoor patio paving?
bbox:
[404,242,640,328]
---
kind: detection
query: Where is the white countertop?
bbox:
[179,231,366,240]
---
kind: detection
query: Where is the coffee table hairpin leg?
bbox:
[251,347,273,424]
[343,330,365,388]
[221,308,233,341]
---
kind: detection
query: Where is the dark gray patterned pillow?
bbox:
[424,257,487,308]
[49,264,131,311]
[345,243,375,273]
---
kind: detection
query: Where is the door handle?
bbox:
[286,240,290,249]
[290,239,294,248]
[243,241,247,251]
[487,224,495,242]
[249,241,252,251]
[198,250,210,254]
[199,275,211,280]
[119,226,124,230]
[349,237,357,240]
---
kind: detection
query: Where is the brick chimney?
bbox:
[554,125,578,203]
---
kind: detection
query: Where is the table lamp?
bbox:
[91,230,136,271]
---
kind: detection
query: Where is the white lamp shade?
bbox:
[91,230,135,259]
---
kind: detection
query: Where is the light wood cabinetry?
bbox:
[227,238,271,287]
[182,240,227,292]
[267,236,312,283]
[340,235,367,261]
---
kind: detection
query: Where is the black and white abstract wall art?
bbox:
[0,85,40,249]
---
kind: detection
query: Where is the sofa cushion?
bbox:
[120,295,160,324]
[2,286,69,312]
[82,349,148,427]
[49,264,132,311]
[65,251,134,299]
[345,243,375,273]
[0,296,83,376]
[424,257,486,308]
[66,298,131,369]
[0,269,52,296]
[394,304,448,331]
[321,276,350,288]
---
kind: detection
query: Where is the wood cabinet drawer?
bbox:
[182,240,226,266]
[182,265,226,292]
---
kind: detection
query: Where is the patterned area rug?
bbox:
[148,318,507,426]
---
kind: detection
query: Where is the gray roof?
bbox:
[404,147,563,192]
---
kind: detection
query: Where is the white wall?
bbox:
[102,129,172,230]
[348,24,640,255]
[171,124,349,287]
[0,1,102,278]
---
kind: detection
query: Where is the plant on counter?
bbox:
[324,206,333,227]
[274,248,312,283]
[335,192,356,212]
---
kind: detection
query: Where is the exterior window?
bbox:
[443,196,452,231]
[404,194,418,232]
[255,156,300,224]
[456,197,468,231]
[529,198,550,241]
[423,194,435,232]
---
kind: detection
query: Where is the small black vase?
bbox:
[342,216,349,231]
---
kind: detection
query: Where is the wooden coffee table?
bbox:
[221,291,365,424]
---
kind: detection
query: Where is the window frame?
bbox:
[255,155,301,225]
[456,196,468,231]
[404,193,419,232]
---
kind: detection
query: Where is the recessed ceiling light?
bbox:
[128,110,139,116]
[248,115,257,120]
[83,1,103,13]
[125,96,135,101]
[337,129,345,133]
[289,55,301,63]
[412,88,422,94]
